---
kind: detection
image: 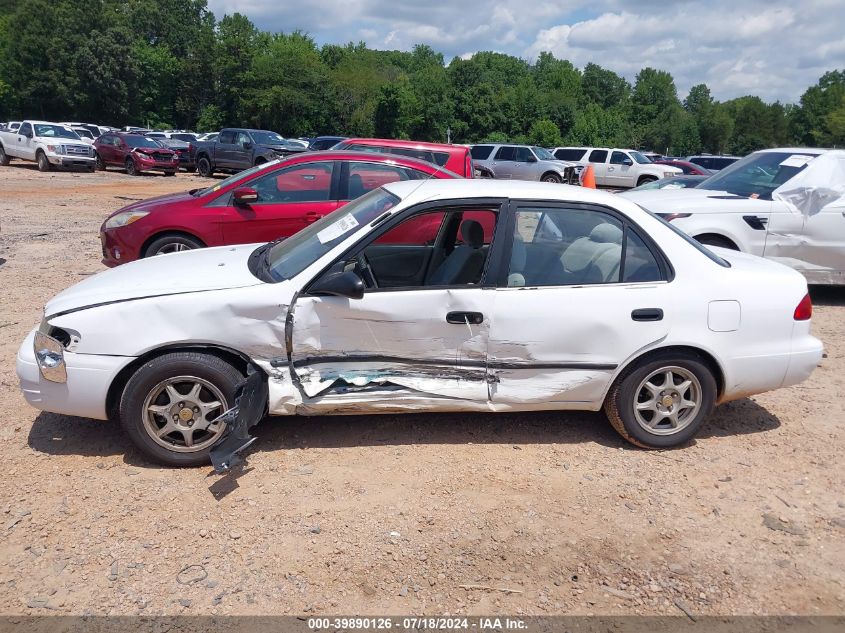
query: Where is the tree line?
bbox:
[1,0,843,155]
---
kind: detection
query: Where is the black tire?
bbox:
[0,144,10,166]
[126,158,139,176]
[164,171,176,177]
[254,158,266,167]
[184,166,196,173]
[696,235,738,250]
[119,352,244,466]
[637,176,657,186]
[197,156,213,178]
[541,172,562,183]
[143,233,204,257]
[37,151,52,172]
[603,351,716,449]
[95,152,105,171]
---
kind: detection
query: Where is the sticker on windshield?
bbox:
[779,155,814,168]
[317,214,359,244]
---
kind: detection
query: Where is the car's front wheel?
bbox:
[541,172,562,183]
[94,153,105,171]
[37,151,52,172]
[119,352,243,466]
[604,351,716,448]
[125,158,139,176]
[143,233,204,257]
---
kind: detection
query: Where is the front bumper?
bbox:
[100,228,143,267]
[136,156,178,173]
[48,155,96,169]
[17,328,134,421]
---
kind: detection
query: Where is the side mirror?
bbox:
[233,187,259,205]
[23,130,32,138]
[243,141,253,150]
[310,271,365,300]
[622,158,633,166]
[526,155,538,163]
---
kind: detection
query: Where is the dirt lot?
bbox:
[0,164,843,617]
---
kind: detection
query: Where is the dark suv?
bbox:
[686,154,741,171]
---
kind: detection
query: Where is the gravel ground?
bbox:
[0,163,843,617]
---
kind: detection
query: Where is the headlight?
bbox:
[46,144,64,155]
[136,151,150,159]
[663,171,674,178]
[34,331,67,383]
[104,210,150,229]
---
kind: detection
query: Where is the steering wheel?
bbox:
[355,253,379,289]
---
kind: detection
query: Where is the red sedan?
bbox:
[653,159,711,176]
[99,151,460,266]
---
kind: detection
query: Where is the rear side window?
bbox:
[622,229,662,282]
[345,144,449,167]
[588,150,608,163]
[219,131,235,144]
[554,148,587,161]
[690,156,710,169]
[471,145,494,160]
[713,157,737,170]
[494,146,516,161]
[346,161,423,199]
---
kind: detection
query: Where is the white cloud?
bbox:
[205,0,844,102]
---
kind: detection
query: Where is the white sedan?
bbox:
[17,180,823,466]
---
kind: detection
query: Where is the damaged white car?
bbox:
[623,149,845,285]
[18,180,823,467]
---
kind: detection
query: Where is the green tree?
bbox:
[528,119,561,147]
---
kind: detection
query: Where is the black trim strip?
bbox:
[292,354,616,371]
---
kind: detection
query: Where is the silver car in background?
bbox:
[471,144,581,184]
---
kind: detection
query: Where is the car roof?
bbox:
[282,150,461,176]
[341,138,464,152]
[753,148,829,154]
[382,178,625,207]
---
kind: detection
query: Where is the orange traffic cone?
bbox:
[581,164,596,189]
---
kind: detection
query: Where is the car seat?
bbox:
[428,220,486,285]
[559,223,623,284]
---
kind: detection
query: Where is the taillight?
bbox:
[466,153,473,179]
[793,293,812,320]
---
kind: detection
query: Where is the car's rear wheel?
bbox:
[37,151,52,172]
[143,233,204,257]
[94,153,105,171]
[125,158,139,176]
[0,145,10,166]
[541,172,562,183]
[604,351,716,448]
[197,156,213,178]
[119,352,243,466]
[164,171,176,177]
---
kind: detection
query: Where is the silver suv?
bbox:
[470,144,580,184]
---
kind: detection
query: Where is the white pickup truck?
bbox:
[0,120,96,171]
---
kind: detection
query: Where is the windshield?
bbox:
[251,131,285,145]
[74,128,94,139]
[34,124,81,140]
[194,159,281,196]
[631,151,652,164]
[267,188,400,281]
[124,135,162,149]
[696,151,819,199]
[533,146,555,160]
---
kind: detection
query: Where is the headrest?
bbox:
[461,220,484,248]
[589,223,623,244]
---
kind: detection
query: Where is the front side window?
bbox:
[514,147,533,162]
[507,208,662,287]
[251,162,334,204]
[532,146,555,160]
[588,149,608,163]
[19,122,32,136]
[610,151,629,165]
[236,132,251,145]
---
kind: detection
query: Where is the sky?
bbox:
[206,0,845,104]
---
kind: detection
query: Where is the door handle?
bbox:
[631,308,663,322]
[446,311,484,325]
[305,211,322,224]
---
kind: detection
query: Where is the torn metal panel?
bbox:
[290,288,493,400]
[773,151,845,217]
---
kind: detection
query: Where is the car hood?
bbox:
[45,244,264,318]
[620,187,767,214]
[105,190,198,217]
